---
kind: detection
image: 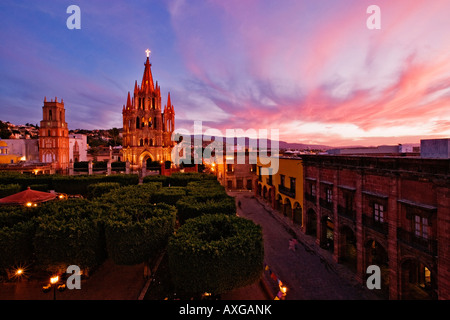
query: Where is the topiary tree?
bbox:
[33,199,108,272]
[87,182,121,199]
[175,195,236,224]
[103,202,176,265]
[151,186,186,206]
[168,214,264,296]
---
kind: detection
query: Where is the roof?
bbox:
[0,187,57,205]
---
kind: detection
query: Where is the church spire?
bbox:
[126,91,131,108]
[141,50,154,92]
[167,92,172,109]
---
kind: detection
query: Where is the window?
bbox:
[414,215,429,239]
[290,177,296,191]
[326,188,332,203]
[280,174,285,187]
[136,117,140,129]
[374,203,384,223]
[49,110,52,120]
[311,184,316,197]
[227,164,233,172]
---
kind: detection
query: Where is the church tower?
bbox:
[39,97,69,171]
[122,50,175,170]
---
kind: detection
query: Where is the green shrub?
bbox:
[33,199,108,270]
[167,172,216,187]
[0,221,35,270]
[28,184,49,192]
[176,195,236,224]
[168,214,264,295]
[0,183,21,198]
[0,205,38,228]
[151,186,186,206]
[103,203,176,265]
[87,182,121,199]
[143,175,169,186]
[100,183,159,205]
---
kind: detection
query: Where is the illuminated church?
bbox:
[121,50,175,170]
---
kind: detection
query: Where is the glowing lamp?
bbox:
[50,276,59,284]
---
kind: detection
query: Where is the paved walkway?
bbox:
[231,191,381,300]
[0,259,147,300]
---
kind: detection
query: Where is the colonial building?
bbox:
[122,51,175,170]
[214,150,258,191]
[301,154,450,300]
[38,97,69,171]
[256,156,304,227]
[69,133,88,163]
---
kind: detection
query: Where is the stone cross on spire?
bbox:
[145,49,151,58]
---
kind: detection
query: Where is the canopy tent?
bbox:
[0,187,57,205]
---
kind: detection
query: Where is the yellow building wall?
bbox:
[257,156,304,214]
[0,154,22,164]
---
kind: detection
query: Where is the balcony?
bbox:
[304,192,316,203]
[362,214,388,235]
[337,204,355,221]
[397,228,437,256]
[279,184,295,198]
[319,198,333,211]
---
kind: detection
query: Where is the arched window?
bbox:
[136,117,140,129]
[140,139,144,146]
[49,110,52,120]
[48,130,51,136]
[144,138,148,145]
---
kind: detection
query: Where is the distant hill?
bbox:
[174,134,333,150]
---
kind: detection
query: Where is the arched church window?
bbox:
[136,117,140,129]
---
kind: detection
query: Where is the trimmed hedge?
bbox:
[176,195,236,224]
[0,173,139,196]
[151,186,186,206]
[100,183,160,205]
[87,182,121,199]
[0,221,35,269]
[0,183,21,198]
[33,199,108,270]
[103,203,176,265]
[0,205,39,269]
[168,214,264,295]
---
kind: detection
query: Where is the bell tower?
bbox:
[39,97,69,171]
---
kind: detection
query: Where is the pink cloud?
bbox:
[168,0,450,145]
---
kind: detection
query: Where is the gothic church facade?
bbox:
[122,53,175,170]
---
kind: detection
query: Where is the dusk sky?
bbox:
[1,0,450,147]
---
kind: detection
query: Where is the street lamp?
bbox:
[42,275,66,300]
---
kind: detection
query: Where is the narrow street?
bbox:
[233,191,380,300]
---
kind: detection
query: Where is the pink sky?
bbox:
[167,0,450,146]
[1,0,449,147]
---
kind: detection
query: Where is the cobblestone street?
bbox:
[232,191,381,300]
